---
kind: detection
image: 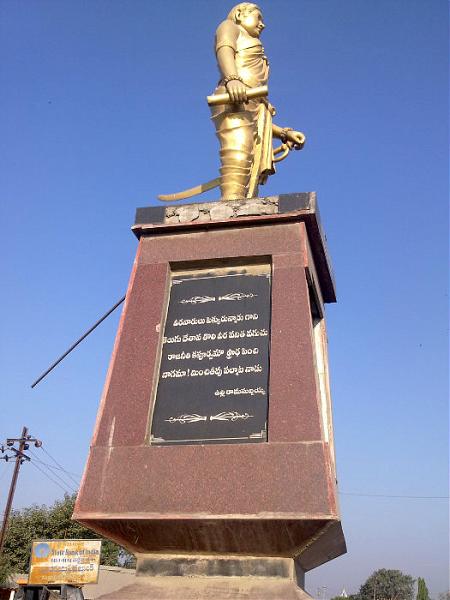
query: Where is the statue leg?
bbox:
[214,112,254,200]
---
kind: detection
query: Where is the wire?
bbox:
[32,457,80,479]
[29,460,76,495]
[339,492,449,499]
[28,449,81,480]
[38,446,80,488]
[30,455,77,493]
[28,450,78,493]
[0,463,11,485]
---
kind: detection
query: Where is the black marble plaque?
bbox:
[150,266,271,445]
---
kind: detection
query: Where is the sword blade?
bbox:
[158,177,221,202]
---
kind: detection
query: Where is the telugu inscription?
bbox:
[150,265,271,445]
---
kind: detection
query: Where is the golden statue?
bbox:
[159,3,305,202]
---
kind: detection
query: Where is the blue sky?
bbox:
[0,0,448,596]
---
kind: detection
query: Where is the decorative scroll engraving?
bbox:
[219,292,258,301]
[165,414,207,424]
[180,295,215,305]
[210,411,253,422]
[165,411,253,424]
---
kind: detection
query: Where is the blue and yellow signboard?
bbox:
[28,539,102,585]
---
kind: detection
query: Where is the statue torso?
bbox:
[215,21,269,89]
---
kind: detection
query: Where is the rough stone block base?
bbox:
[96,555,311,599]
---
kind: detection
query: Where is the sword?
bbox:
[157,144,292,202]
[158,177,222,202]
[158,85,275,203]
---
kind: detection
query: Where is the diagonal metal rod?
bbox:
[31,295,125,388]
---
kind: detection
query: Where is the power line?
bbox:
[339,491,448,499]
[28,452,79,492]
[29,460,76,496]
[28,450,81,480]
[28,451,78,494]
[39,445,80,488]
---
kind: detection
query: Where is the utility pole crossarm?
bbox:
[0,427,42,556]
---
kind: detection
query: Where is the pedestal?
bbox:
[73,193,346,598]
[96,555,311,599]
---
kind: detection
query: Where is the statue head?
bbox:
[227,3,264,38]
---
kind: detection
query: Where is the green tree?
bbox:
[0,555,14,588]
[416,578,430,600]
[2,493,134,573]
[358,569,415,600]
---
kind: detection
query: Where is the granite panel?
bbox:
[269,251,322,442]
[75,515,339,563]
[75,442,334,518]
[93,262,169,447]
[138,222,305,266]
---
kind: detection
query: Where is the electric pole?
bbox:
[0,426,42,556]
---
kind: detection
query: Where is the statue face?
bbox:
[237,8,265,38]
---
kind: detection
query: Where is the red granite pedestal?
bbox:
[73,193,346,598]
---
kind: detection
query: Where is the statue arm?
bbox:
[215,21,248,103]
[272,122,306,149]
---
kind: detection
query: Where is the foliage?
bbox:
[358,569,415,600]
[2,493,134,573]
[0,555,14,588]
[438,593,450,600]
[416,578,430,600]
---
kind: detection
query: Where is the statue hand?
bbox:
[225,80,249,103]
[285,130,306,149]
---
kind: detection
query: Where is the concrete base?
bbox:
[97,555,311,599]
